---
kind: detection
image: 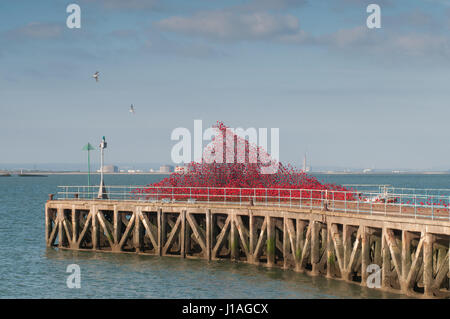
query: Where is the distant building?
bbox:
[175,165,187,174]
[97,165,118,173]
[103,165,119,173]
[159,165,174,173]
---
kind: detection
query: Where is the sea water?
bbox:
[1,173,448,298]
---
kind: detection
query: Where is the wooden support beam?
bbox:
[62,218,73,247]
[71,207,78,246]
[361,226,370,286]
[401,230,412,283]
[76,211,92,248]
[432,250,449,291]
[266,216,275,267]
[140,212,158,251]
[311,221,320,275]
[133,208,144,252]
[212,215,231,259]
[187,213,207,253]
[159,210,165,256]
[329,224,344,275]
[180,210,186,258]
[405,233,424,290]
[185,214,191,255]
[91,206,98,250]
[385,229,402,283]
[113,206,120,245]
[162,213,181,255]
[253,217,267,262]
[283,217,288,269]
[381,228,391,289]
[298,222,312,271]
[249,212,255,263]
[57,208,66,248]
[47,218,59,247]
[374,236,382,267]
[346,226,362,281]
[343,225,352,268]
[235,215,250,260]
[45,204,51,246]
[118,213,135,249]
[326,225,334,278]
[180,210,186,257]
[206,209,211,260]
[320,227,328,257]
[97,211,114,249]
[285,218,297,267]
[423,233,434,297]
[296,220,306,272]
[230,214,239,261]
[296,220,305,258]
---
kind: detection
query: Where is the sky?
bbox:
[1,0,450,170]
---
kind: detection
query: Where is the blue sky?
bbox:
[1,0,450,170]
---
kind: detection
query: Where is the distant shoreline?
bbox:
[1,172,173,176]
[313,172,450,175]
[1,171,450,176]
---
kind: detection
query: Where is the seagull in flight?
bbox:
[92,71,99,82]
[129,104,135,114]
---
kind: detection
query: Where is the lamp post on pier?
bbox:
[97,136,108,199]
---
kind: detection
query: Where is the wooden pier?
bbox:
[45,199,450,298]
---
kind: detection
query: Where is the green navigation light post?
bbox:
[82,143,96,194]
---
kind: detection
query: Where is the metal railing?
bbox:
[343,184,450,197]
[55,185,450,221]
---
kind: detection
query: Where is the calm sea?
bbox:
[1,173,449,299]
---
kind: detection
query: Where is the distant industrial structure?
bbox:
[159,165,174,173]
[97,165,118,173]
[97,164,175,174]
[127,169,143,173]
[103,165,119,173]
[302,153,311,172]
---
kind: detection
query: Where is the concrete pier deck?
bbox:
[45,199,450,298]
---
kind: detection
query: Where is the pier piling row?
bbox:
[45,200,450,298]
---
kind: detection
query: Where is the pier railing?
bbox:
[55,185,450,221]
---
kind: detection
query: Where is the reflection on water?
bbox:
[1,174,441,298]
[40,248,406,299]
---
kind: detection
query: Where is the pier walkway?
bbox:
[46,186,450,298]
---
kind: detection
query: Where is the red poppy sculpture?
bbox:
[133,122,355,203]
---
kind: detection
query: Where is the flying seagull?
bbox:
[129,104,135,114]
[92,71,99,82]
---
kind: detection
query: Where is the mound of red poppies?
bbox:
[137,122,350,198]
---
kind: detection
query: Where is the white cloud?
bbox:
[156,11,302,41]
[7,22,63,39]
[80,0,159,10]
[319,26,374,47]
[143,32,224,59]
[389,33,450,56]
[316,26,450,57]
[239,0,308,11]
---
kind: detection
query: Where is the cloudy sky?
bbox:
[1,0,450,170]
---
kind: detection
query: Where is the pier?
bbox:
[45,186,450,298]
